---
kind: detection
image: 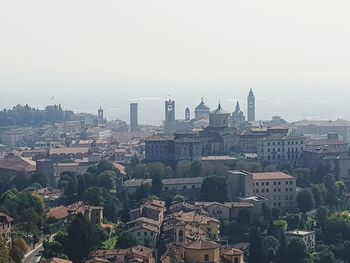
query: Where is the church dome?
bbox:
[195,98,210,111]
[210,104,228,115]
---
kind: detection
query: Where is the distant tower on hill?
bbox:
[232,101,245,127]
[97,106,104,126]
[247,88,255,121]
[185,107,190,121]
[164,99,176,134]
[130,103,138,132]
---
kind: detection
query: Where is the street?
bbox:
[23,243,43,263]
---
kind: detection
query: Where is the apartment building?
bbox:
[226,170,296,212]
[252,172,296,212]
[257,134,306,166]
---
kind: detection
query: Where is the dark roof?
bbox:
[144,134,175,142]
[210,104,228,115]
[0,213,14,224]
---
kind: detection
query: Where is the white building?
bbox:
[286,230,316,253]
[257,134,306,166]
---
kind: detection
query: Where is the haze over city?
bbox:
[1,0,350,125]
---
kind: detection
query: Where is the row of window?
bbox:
[137,231,155,237]
[164,185,197,190]
[265,147,303,153]
[266,154,301,160]
[254,188,294,194]
[255,181,294,186]
[265,140,304,146]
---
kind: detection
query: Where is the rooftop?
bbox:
[252,172,294,180]
[183,239,220,250]
[293,119,350,127]
[144,134,175,142]
[287,230,315,236]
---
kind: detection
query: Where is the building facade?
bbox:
[257,134,306,166]
[226,171,296,212]
[209,104,230,128]
[145,133,202,162]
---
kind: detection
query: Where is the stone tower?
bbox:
[174,221,186,244]
[247,88,255,121]
[164,99,176,134]
[97,106,104,126]
[130,103,138,132]
[231,101,245,127]
[185,107,190,121]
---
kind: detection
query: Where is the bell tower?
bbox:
[247,88,255,121]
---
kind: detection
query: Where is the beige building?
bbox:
[252,172,296,212]
[226,171,296,212]
[183,240,221,263]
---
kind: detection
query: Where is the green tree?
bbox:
[97,171,117,190]
[312,162,331,183]
[263,236,280,262]
[65,214,90,263]
[249,228,266,263]
[297,189,315,213]
[20,208,40,235]
[308,249,341,263]
[324,211,350,243]
[88,224,108,251]
[115,232,138,248]
[176,160,192,177]
[311,183,327,207]
[10,244,25,263]
[133,183,151,204]
[323,174,338,208]
[189,161,203,177]
[0,238,11,263]
[84,187,105,206]
[42,241,64,259]
[285,238,308,263]
[200,176,228,202]
[293,168,311,188]
[150,174,163,197]
[315,207,328,229]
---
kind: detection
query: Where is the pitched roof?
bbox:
[252,172,294,180]
[40,258,72,263]
[144,134,175,142]
[221,247,244,256]
[0,213,14,223]
[293,119,350,127]
[49,147,90,155]
[183,239,220,250]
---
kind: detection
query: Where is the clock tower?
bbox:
[247,88,255,121]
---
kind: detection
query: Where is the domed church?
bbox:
[195,98,210,120]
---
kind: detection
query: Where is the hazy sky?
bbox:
[1,1,350,124]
